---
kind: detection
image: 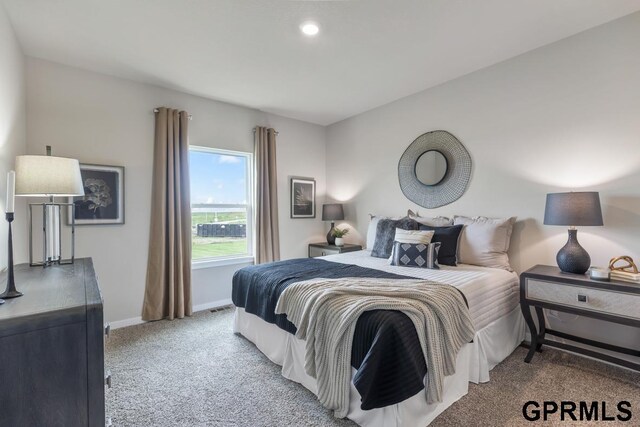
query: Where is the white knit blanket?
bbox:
[274,277,475,418]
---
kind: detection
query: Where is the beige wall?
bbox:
[26,58,326,324]
[326,13,640,354]
[0,4,27,269]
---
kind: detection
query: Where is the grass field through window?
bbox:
[191,211,248,260]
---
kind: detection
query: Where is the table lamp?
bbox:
[322,203,344,245]
[15,147,84,266]
[543,191,603,274]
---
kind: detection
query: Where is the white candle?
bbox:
[6,170,15,213]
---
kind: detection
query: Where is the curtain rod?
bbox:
[253,127,279,136]
[153,108,193,120]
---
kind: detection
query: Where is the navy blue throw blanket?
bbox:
[232,258,431,410]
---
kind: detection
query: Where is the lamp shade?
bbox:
[322,203,344,221]
[543,192,603,226]
[15,155,84,197]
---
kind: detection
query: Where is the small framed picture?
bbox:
[290,177,315,218]
[68,164,125,225]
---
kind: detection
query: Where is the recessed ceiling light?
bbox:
[300,22,319,36]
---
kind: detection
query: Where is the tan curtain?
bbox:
[255,126,280,264]
[142,107,192,321]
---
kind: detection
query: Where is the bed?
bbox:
[232,249,525,427]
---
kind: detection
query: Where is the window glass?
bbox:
[189,147,252,261]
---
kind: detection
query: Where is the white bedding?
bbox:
[234,307,524,427]
[321,249,520,330]
[233,250,525,426]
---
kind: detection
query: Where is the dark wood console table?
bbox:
[520,265,640,371]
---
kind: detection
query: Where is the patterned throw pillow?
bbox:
[390,241,441,269]
[388,228,435,263]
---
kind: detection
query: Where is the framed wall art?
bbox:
[68,164,125,225]
[290,177,315,219]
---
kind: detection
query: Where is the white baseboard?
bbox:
[110,316,145,330]
[193,298,233,312]
[109,298,234,330]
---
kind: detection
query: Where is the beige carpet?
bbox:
[105,309,639,426]
[431,340,639,426]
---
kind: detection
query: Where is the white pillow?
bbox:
[394,228,435,244]
[407,209,453,227]
[388,228,434,263]
[453,216,516,271]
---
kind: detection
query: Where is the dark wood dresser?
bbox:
[0,258,106,427]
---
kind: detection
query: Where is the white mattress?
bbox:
[321,250,519,331]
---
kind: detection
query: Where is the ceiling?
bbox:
[4,0,640,125]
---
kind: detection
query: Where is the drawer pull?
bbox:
[104,323,111,338]
[105,371,112,388]
[577,294,588,303]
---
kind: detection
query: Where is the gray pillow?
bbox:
[407,209,453,227]
[370,217,419,258]
[453,215,516,271]
[366,215,399,250]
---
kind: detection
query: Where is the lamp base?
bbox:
[556,229,591,275]
[0,289,23,299]
[326,222,336,245]
[28,202,76,267]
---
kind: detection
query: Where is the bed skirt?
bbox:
[233,306,525,427]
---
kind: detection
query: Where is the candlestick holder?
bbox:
[1,212,22,299]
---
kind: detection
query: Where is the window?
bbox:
[189,146,253,263]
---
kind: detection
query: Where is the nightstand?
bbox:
[308,242,362,258]
[520,265,640,371]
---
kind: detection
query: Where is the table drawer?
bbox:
[309,247,340,258]
[526,278,640,321]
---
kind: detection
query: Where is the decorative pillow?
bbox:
[390,241,441,269]
[366,215,400,250]
[393,228,435,244]
[453,216,516,271]
[388,228,435,262]
[418,224,464,266]
[370,217,419,258]
[407,209,453,227]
